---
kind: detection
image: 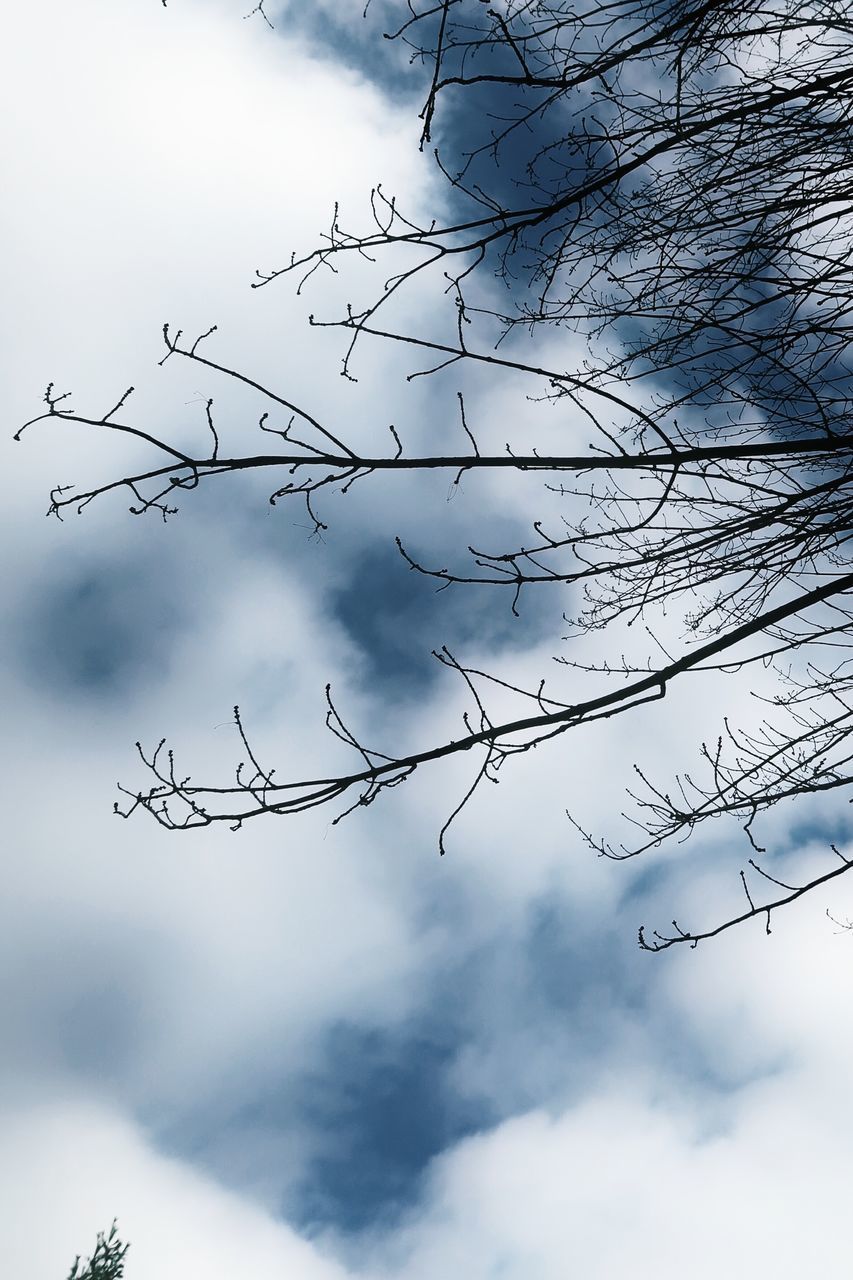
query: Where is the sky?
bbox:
[4,2,853,1276]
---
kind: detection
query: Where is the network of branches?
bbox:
[19,0,853,948]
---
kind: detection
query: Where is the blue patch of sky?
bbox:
[527,893,791,1097]
[748,791,853,860]
[18,551,189,702]
[329,535,558,696]
[294,1016,492,1234]
[298,898,778,1226]
[786,813,853,851]
[427,86,607,321]
[279,3,431,101]
[288,3,604,304]
[140,872,775,1238]
[144,981,493,1236]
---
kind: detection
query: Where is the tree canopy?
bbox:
[65,1224,128,1280]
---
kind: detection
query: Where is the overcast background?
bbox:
[4,2,853,1276]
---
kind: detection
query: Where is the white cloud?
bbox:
[360,1068,850,1278]
[0,1097,350,1280]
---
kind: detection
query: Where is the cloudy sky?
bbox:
[4,2,853,1276]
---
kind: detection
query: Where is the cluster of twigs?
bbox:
[21,0,853,947]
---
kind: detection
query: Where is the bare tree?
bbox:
[19,0,853,948]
